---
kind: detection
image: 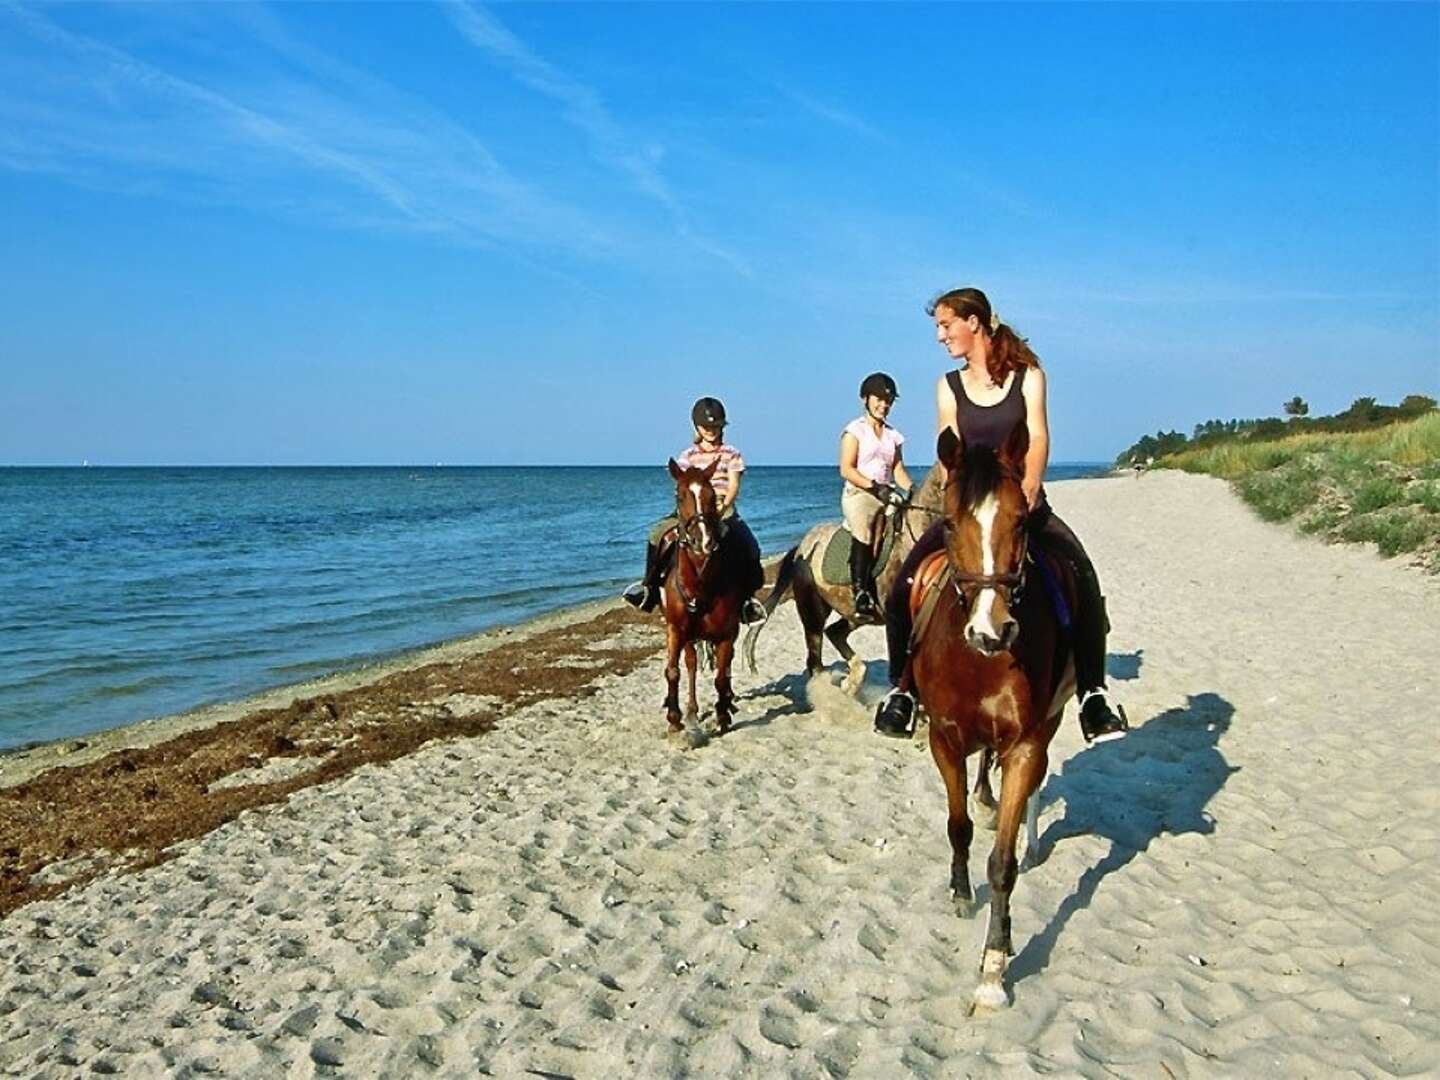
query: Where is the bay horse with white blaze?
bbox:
[910,418,1077,1013]
[659,457,747,741]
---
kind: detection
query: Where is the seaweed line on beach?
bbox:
[0,606,666,918]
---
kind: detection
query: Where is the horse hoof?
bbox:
[952,892,978,919]
[970,981,1009,1014]
[842,659,866,696]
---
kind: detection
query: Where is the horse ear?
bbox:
[701,459,719,480]
[936,427,963,469]
[667,457,683,481]
[999,418,1030,471]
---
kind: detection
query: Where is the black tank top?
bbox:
[947,366,1027,450]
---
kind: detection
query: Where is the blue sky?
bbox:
[3,1,1436,465]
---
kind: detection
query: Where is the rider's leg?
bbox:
[726,515,768,623]
[1032,506,1127,742]
[849,539,879,620]
[623,517,677,612]
[841,484,882,620]
[874,520,945,737]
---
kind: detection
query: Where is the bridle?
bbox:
[945,474,1031,610]
[672,492,720,614]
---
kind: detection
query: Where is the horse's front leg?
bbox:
[973,741,1048,1014]
[712,637,735,733]
[664,624,684,734]
[928,725,974,915]
[683,641,700,724]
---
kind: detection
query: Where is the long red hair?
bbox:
[928,287,1040,387]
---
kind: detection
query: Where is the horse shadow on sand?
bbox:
[1007,690,1237,983]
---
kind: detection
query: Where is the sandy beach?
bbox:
[2,470,1438,1077]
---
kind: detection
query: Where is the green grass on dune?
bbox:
[1158,412,1440,571]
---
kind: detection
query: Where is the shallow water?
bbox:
[0,463,1106,749]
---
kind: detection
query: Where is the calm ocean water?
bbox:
[0,464,1106,751]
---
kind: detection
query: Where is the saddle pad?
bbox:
[820,520,897,587]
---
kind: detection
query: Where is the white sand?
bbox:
[2,471,1438,1077]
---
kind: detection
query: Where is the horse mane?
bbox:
[955,444,1015,512]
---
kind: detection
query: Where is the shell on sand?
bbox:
[1,471,1438,1077]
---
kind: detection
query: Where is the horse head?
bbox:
[936,418,1031,656]
[667,457,722,563]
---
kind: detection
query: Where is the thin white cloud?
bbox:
[777,83,891,145]
[445,0,749,275]
[0,1,635,263]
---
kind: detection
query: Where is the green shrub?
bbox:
[1351,478,1406,513]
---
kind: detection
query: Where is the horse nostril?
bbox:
[999,620,1019,648]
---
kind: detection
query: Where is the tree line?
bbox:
[1116,394,1438,467]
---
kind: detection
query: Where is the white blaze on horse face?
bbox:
[966,492,1003,643]
[689,483,711,551]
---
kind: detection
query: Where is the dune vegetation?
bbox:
[1151,411,1440,571]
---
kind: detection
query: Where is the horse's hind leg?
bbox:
[928,726,975,917]
[794,574,831,676]
[970,747,999,830]
[683,642,700,724]
[824,618,866,695]
[713,637,736,734]
[973,742,1048,1013]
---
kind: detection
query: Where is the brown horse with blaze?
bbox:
[909,417,1077,1013]
[659,456,747,741]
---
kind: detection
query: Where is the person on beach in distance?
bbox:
[622,396,768,623]
[873,287,1129,744]
[839,372,914,622]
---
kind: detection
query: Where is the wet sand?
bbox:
[2,471,1437,1077]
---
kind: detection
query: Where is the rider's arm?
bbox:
[722,467,742,513]
[892,447,914,494]
[1021,366,1050,510]
[839,432,875,490]
[936,373,958,438]
[936,373,958,480]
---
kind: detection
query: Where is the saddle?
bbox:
[907,545,1075,652]
[820,516,899,587]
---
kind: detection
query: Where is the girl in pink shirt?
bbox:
[839,372,913,619]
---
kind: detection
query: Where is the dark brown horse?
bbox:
[909,419,1077,1013]
[660,457,747,744]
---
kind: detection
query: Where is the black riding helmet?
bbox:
[691,396,727,428]
[860,372,898,401]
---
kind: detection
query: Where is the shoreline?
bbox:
[1,471,1438,1074]
[0,594,627,790]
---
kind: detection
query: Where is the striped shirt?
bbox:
[676,442,745,497]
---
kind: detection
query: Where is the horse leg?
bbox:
[664,625,683,735]
[713,637,736,734]
[970,747,999,830]
[928,726,975,916]
[683,642,700,724]
[973,741,1048,1013]
[825,618,866,696]
[794,574,831,676]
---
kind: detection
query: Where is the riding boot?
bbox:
[622,541,665,612]
[1074,590,1127,743]
[849,539,879,622]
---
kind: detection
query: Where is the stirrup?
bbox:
[874,688,916,739]
[740,597,767,625]
[1078,689,1128,744]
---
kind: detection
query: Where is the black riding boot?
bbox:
[849,538,879,622]
[1073,584,1127,743]
[622,541,665,612]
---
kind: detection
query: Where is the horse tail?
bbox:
[743,545,799,672]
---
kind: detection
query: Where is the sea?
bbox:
[0,464,1108,751]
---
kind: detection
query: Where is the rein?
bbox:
[672,498,721,615]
